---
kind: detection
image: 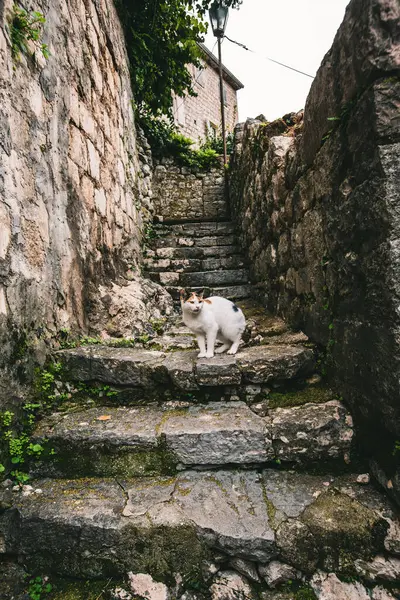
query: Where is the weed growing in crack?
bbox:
[8,5,48,62]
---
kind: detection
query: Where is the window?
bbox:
[195,65,206,87]
[173,96,186,126]
[223,85,228,107]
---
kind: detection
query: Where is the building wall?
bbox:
[173,61,239,145]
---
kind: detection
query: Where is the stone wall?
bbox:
[0,0,171,407]
[152,159,227,222]
[229,0,400,500]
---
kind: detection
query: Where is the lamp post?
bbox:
[209,2,229,165]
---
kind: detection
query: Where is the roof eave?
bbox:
[198,42,244,91]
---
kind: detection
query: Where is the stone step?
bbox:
[57,344,315,392]
[144,254,245,274]
[154,221,236,237]
[0,469,393,580]
[165,283,253,301]
[148,268,249,288]
[153,233,237,249]
[146,244,242,260]
[31,399,354,478]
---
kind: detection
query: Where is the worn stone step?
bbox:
[154,233,237,249]
[0,469,393,580]
[165,283,253,301]
[154,221,235,238]
[146,244,242,260]
[144,255,245,274]
[149,268,249,287]
[31,399,354,478]
[57,344,315,392]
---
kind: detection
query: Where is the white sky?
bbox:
[204,0,350,122]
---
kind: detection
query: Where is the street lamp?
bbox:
[209,2,229,164]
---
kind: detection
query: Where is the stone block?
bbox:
[69,124,88,169]
[267,400,354,464]
[94,188,107,216]
[87,139,100,180]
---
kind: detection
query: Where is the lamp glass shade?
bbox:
[209,3,229,37]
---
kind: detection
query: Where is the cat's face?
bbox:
[180,290,204,314]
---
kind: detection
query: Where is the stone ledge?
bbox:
[0,470,393,580]
[31,399,353,477]
[57,344,315,389]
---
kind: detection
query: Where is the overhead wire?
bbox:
[173,34,314,121]
[223,34,315,79]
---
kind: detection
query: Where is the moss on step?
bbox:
[50,577,120,599]
[46,443,178,478]
[267,385,334,409]
[121,523,211,587]
[293,585,318,600]
[302,488,388,570]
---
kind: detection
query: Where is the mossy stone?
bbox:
[47,443,178,478]
[301,488,388,571]
[119,524,211,586]
[267,385,334,409]
[50,577,121,599]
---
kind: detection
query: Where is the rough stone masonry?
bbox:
[229,0,400,503]
[0,0,172,409]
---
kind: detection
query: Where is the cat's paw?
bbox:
[197,352,207,358]
[205,352,214,359]
[227,348,237,355]
[215,346,226,354]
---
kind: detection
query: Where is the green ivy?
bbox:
[8,5,49,62]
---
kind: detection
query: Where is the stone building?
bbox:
[173,42,243,144]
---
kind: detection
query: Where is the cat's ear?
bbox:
[198,290,204,300]
[180,288,187,301]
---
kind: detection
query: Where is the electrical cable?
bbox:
[223,33,315,79]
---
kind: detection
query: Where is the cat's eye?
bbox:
[189,301,195,304]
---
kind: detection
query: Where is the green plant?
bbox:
[137,333,150,344]
[109,337,136,348]
[0,410,14,427]
[0,363,66,482]
[393,441,400,456]
[139,111,220,170]
[150,318,167,335]
[8,5,49,62]
[75,382,118,399]
[34,362,66,407]
[200,130,234,156]
[115,0,242,119]
[26,575,52,600]
[11,469,30,484]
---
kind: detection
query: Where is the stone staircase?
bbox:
[144,220,253,301]
[1,304,399,599]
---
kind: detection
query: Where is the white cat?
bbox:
[180,290,246,359]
